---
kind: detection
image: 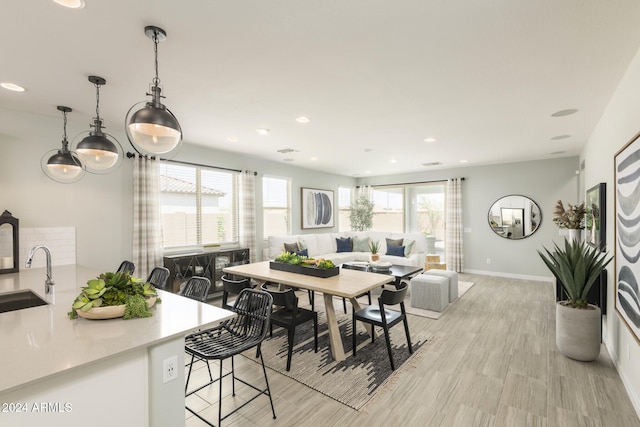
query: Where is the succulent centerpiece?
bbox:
[271,251,338,277]
[68,271,160,320]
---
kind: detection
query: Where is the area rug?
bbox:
[242,298,435,410]
[370,280,475,320]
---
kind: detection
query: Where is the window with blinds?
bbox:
[159,162,239,249]
[262,176,291,239]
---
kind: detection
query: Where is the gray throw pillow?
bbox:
[352,236,370,252]
[386,238,403,248]
[283,242,300,253]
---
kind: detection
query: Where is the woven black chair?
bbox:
[341,263,372,313]
[178,276,211,302]
[116,260,135,275]
[261,283,318,371]
[146,266,170,291]
[352,282,412,371]
[221,274,253,310]
[185,289,276,426]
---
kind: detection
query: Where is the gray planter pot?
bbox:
[556,302,601,361]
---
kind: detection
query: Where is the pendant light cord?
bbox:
[94,81,101,120]
[153,30,160,87]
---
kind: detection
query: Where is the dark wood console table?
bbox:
[163,247,249,299]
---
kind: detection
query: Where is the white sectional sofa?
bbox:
[266,231,428,268]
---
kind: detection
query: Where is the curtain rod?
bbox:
[126,152,257,175]
[356,177,464,188]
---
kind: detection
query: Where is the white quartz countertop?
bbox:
[0,265,235,394]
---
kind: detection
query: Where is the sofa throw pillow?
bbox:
[352,236,370,252]
[386,238,403,248]
[386,244,405,257]
[404,239,415,257]
[298,239,308,250]
[336,237,352,253]
[284,242,300,253]
[295,248,309,257]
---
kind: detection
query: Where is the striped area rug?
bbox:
[243,297,435,410]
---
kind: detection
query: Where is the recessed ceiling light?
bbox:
[390,159,397,164]
[459,160,468,163]
[551,108,578,117]
[310,157,318,161]
[52,0,85,9]
[365,170,372,174]
[422,162,442,167]
[296,116,310,123]
[0,82,26,92]
[226,136,238,142]
[256,128,270,135]
[424,138,436,143]
[550,135,571,140]
[364,148,373,152]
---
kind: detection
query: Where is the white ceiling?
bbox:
[2,1,640,176]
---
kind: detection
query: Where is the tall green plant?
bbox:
[537,239,612,308]
[349,194,374,231]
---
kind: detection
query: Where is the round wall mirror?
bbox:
[488,195,541,239]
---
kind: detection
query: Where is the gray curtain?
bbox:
[445,178,464,272]
[239,170,257,262]
[132,155,162,279]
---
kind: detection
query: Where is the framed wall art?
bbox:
[301,188,334,229]
[615,131,640,343]
[586,182,606,252]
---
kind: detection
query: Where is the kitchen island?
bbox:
[0,265,234,427]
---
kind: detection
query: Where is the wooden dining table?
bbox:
[222,261,393,362]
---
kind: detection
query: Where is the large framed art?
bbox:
[586,183,606,251]
[301,188,334,229]
[615,131,640,343]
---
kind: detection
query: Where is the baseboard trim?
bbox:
[463,269,553,283]
[606,339,640,418]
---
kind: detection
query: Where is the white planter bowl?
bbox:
[76,296,157,320]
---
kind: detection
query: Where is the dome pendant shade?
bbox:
[42,106,86,183]
[46,151,84,180]
[127,103,181,154]
[76,133,119,169]
[126,25,182,157]
[75,76,123,173]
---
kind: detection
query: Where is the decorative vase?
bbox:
[568,229,582,242]
[371,254,380,262]
[555,301,601,361]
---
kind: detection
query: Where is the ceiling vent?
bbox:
[422,162,442,167]
[277,148,299,154]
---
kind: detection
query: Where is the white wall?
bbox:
[357,156,580,279]
[581,45,640,412]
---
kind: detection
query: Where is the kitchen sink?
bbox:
[0,289,48,314]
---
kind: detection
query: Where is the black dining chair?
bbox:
[261,283,318,371]
[146,266,170,291]
[116,260,135,275]
[341,263,373,313]
[185,289,276,427]
[178,276,211,302]
[221,274,253,310]
[352,282,412,371]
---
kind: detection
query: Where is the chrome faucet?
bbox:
[25,245,55,294]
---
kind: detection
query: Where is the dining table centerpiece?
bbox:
[270,251,339,278]
[68,271,160,320]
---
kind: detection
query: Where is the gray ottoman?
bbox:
[410,274,449,312]
[424,269,458,302]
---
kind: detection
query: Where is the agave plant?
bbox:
[537,239,612,308]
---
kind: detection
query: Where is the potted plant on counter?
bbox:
[537,239,612,361]
[68,271,160,320]
[553,200,586,241]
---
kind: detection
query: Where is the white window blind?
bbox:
[159,162,239,248]
[263,176,291,239]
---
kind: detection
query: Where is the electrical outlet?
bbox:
[163,355,178,384]
[486,258,491,265]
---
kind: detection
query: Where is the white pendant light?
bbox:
[125,26,182,156]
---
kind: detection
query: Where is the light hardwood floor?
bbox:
[185,274,640,427]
